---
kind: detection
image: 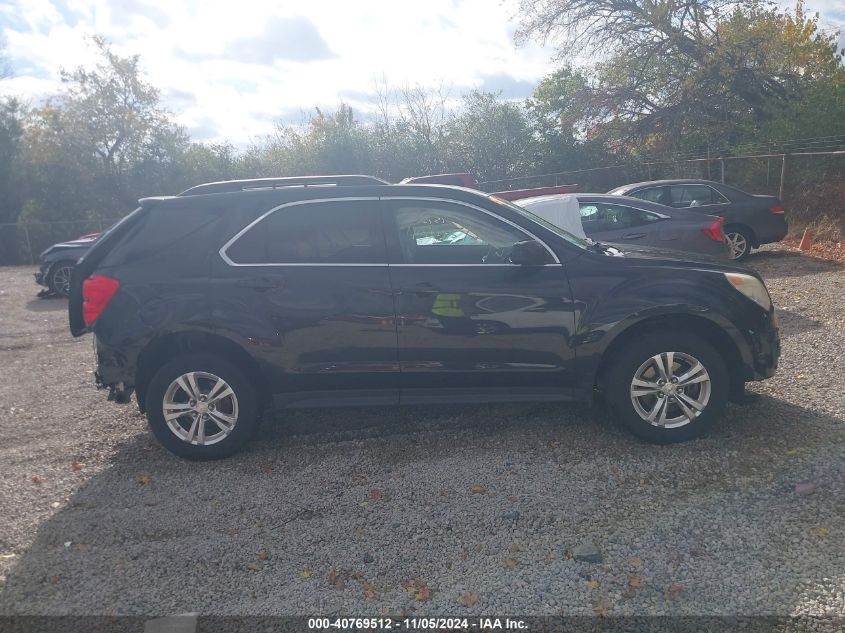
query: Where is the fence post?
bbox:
[23,226,34,265]
[720,158,725,183]
[779,153,787,201]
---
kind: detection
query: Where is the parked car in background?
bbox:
[69,175,778,459]
[607,179,787,260]
[35,233,100,296]
[518,193,730,259]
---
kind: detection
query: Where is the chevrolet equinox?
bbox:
[68,175,780,459]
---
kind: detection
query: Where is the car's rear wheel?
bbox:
[604,332,729,443]
[145,354,259,459]
[47,260,75,296]
[724,227,752,260]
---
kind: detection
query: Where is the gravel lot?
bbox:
[0,246,843,619]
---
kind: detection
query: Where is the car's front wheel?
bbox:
[145,354,260,459]
[47,260,75,296]
[604,332,729,443]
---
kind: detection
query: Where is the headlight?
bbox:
[724,273,772,311]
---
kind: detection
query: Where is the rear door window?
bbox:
[224,199,386,264]
[630,187,670,205]
[579,203,663,233]
[669,185,728,207]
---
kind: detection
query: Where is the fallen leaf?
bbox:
[627,556,643,570]
[256,550,270,561]
[363,581,378,599]
[503,558,519,570]
[400,579,415,592]
[48,575,61,585]
[327,569,339,586]
[547,440,560,449]
[785,448,800,456]
[302,567,311,578]
[370,489,383,500]
[459,591,479,606]
[795,482,817,495]
[470,484,486,494]
[31,475,44,484]
[137,475,152,485]
[246,562,263,572]
[592,602,610,618]
[415,585,433,601]
[70,462,85,471]
[226,528,239,538]
[355,527,366,538]
[629,575,646,589]
[668,582,686,594]
[810,527,830,538]
[507,543,522,554]
[589,579,600,589]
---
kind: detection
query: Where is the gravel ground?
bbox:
[0,246,843,620]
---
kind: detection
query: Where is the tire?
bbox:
[47,260,75,296]
[603,332,729,444]
[145,354,260,460]
[724,226,752,261]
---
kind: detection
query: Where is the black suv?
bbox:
[69,175,780,459]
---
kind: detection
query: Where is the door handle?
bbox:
[623,233,646,239]
[414,281,440,296]
[242,277,281,290]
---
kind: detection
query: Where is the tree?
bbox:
[446,91,535,182]
[516,0,845,153]
[22,36,185,220]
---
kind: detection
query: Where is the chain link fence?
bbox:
[0,218,121,266]
[3,147,844,267]
[480,150,845,238]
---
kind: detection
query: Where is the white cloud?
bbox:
[0,0,560,144]
[1,0,842,145]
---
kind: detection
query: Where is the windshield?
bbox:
[488,195,590,250]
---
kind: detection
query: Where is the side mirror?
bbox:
[509,239,551,266]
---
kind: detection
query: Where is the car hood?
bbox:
[40,238,97,260]
[600,241,748,272]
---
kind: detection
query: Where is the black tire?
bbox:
[604,332,729,444]
[47,260,75,296]
[724,226,752,261]
[145,354,260,460]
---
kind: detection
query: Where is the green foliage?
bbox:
[1,7,843,255]
[517,0,845,155]
[446,91,535,182]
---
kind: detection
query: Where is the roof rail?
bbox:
[178,175,389,197]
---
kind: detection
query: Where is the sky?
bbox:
[1,0,844,146]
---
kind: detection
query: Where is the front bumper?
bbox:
[746,314,780,380]
[34,262,50,287]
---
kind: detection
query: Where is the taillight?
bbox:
[702,216,726,242]
[769,206,785,214]
[82,275,120,326]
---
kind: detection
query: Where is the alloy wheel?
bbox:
[629,352,711,428]
[162,371,239,445]
[51,265,74,296]
[725,232,748,260]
